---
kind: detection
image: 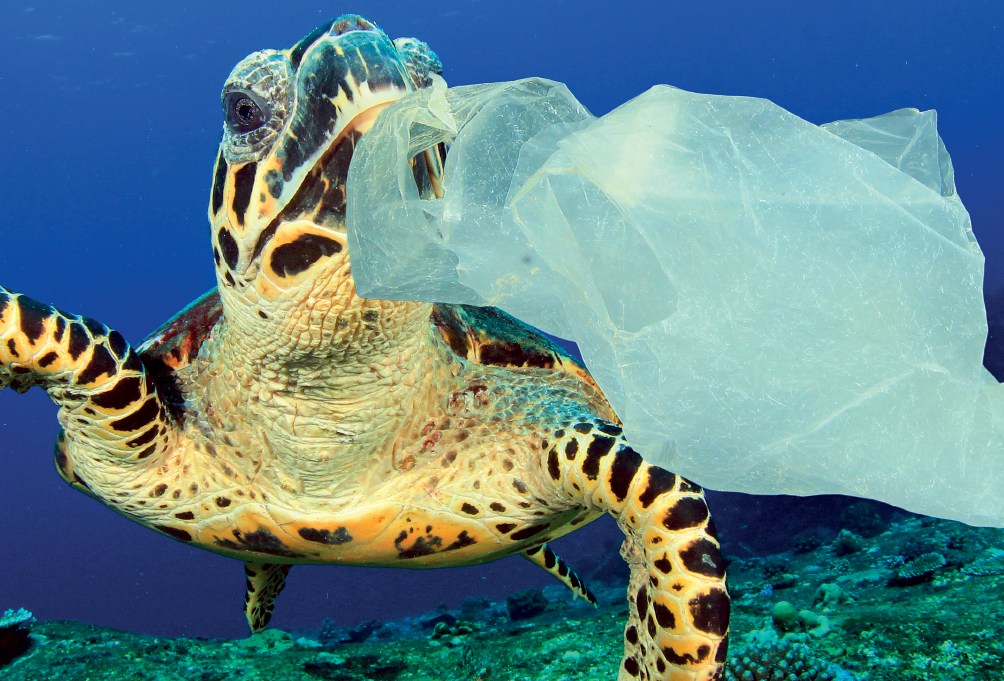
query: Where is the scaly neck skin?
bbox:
[188,261,451,504]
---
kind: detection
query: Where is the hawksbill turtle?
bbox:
[0,15,729,680]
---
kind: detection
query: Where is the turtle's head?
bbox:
[207,15,442,335]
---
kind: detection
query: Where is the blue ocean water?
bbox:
[0,0,1000,641]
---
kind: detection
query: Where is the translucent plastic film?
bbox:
[347,77,1004,526]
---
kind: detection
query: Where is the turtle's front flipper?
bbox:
[521,543,597,605]
[0,287,172,470]
[244,562,292,632]
[549,419,729,681]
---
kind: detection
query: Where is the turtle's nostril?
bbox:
[329,15,376,36]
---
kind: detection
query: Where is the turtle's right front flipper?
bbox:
[0,286,171,469]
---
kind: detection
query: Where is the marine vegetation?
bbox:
[0,14,728,681]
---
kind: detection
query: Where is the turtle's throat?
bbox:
[191,284,449,498]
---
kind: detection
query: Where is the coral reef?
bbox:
[891,552,947,585]
[839,501,888,538]
[832,530,865,557]
[725,637,848,681]
[0,608,35,666]
[961,554,1004,576]
[506,589,550,621]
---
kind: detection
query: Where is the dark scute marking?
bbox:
[224,272,236,287]
[6,339,17,358]
[609,446,643,502]
[679,477,703,493]
[217,227,239,270]
[490,502,506,513]
[543,548,556,569]
[214,248,221,266]
[175,511,195,520]
[289,18,336,69]
[127,426,159,448]
[231,162,257,226]
[625,625,638,645]
[297,526,354,545]
[107,331,128,359]
[715,634,730,663]
[662,496,710,532]
[430,305,469,357]
[461,502,478,516]
[123,348,143,373]
[215,528,302,558]
[547,448,560,481]
[211,151,227,215]
[37,351,58,368]
[657,658,666,674]
[689,588,731,637]
[511,524,548,541]
[137,444,157,459]
[573,422,593,434]
[524,544,542,556]
[251,221,279,264]
[16,295,50,343]
[654,555,672,574]
[264,169,283,199]
[623,657,640,677]
[679,537,726,579]
[653,601,676,629]
[0,289,8,318]
[582,435,615,479]
[154,525,192,542]
[257,310,268,319]
[152,483,168,497]
[269,233,341,277]
[496,523,516,534]
[81,317,105,338]
[215,496,232,508]
[75,344,117,385]
[597,422,623,436]
[53,315,66,342]
[479,341,553,369]
[54,445,68,476]
[91,376,142,410]
[444,530,476,551]
[569,572,580,589]
[512,479,528,494]
[705,516,720,541]
[111,398,159,432]
[394,530,442,559]
[67,323,89,360]
[73,473,90,490]
[639,467,677,509]
[557,560,569,577]
[635,585,649,619]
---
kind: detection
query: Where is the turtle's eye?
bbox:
[223,89,271,134]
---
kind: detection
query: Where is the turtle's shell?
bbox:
[137,288,615,423]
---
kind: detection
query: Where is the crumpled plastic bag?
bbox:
[346,76,1004,527]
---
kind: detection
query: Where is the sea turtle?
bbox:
[0,15,729,680]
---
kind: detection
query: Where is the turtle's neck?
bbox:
[187,271,455,502]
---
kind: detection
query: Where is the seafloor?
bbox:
[3,506,1003,681]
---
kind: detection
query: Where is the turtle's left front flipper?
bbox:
[0,286,172,469]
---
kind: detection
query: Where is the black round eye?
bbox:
[223,89,271,134]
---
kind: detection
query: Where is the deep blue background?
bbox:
[0,1,1000,639]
